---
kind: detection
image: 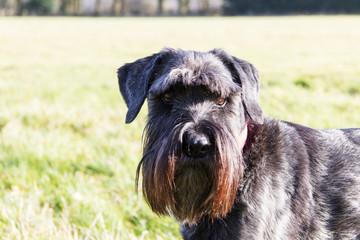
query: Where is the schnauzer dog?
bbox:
[117,48,360,239]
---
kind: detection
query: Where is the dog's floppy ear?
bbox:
[233,56,264,124]
[211,49,264,124]
[118,53,163,123]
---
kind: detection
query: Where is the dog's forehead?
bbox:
[150,50,240,97]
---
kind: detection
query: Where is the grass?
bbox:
[0,16,360,239]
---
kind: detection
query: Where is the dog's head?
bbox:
[118,48,263,224]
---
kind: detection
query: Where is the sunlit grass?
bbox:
[0,16,360,239]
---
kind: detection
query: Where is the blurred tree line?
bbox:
[0,0,359,16]
[224,0,360,14]
[0,0,223,16]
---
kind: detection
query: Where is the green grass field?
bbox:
[0,16,360,239]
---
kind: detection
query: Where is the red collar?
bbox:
[242,121,261,151]
[239,122,248,151]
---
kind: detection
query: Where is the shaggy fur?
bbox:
[117,48,360,239]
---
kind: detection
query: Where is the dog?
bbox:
[117,48,360,239]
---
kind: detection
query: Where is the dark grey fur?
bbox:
[117,48,360,239]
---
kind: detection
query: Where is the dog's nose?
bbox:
[183,132,211,158]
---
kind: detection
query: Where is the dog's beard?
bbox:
[136,122,244,225]
[173,160,216,224]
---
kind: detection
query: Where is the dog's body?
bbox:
[117,48,360,239]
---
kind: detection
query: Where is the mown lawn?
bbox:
[0,16,359,239]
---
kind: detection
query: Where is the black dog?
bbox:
[117,48,360,239]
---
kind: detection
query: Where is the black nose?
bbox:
[183,131,211,158]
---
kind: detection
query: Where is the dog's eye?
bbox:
[162,92,174,103]
[216,97,226,106]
